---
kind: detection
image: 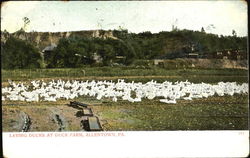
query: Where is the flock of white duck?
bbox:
[2,79,248,104]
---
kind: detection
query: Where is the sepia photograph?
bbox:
[1,0,249,158]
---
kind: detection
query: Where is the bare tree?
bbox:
[22,17,30,31]
[232,30,237,37]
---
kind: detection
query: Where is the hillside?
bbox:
[1,28,248,68]
[1,29,117,51]
[2,29,247,53]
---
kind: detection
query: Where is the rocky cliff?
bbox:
[1,29,117,51]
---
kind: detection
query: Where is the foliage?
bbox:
[114,29,247,60]
[46,36,136,67]
[1,37,42,69]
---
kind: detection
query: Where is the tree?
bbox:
[49,38,86,68]
[232,29,237,37]
[22,17,30,31]
[172,25,178,31]
[201,27,205,33]
[2,37,42,69]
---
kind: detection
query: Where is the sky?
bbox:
[1,1,248,36]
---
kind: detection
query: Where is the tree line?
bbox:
[1,29,247,69]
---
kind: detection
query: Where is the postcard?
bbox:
[1,1,249,158]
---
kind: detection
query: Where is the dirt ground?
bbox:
[2,102,85,132]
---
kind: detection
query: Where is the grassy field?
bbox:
[92,94,249,130]
[2,66,248,82]
[1,67,249,131]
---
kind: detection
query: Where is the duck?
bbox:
[159,98,176,104]
[2,79,248,103]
